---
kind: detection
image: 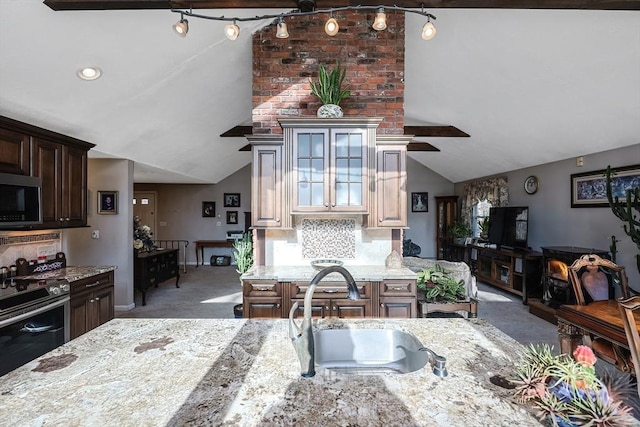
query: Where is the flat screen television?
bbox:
[487,206,529,250]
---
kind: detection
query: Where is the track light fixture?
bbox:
[372,8,387,31]
[276,16,289,39]
[170,5,437,41]
[172,13,189,37]
[224,20,240,40]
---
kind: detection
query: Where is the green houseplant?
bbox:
[448,221,473,245]
[232,232,254,318]
[416,264,466,303]
[309,62,351,118]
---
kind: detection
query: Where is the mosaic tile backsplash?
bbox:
[301,219,356,259]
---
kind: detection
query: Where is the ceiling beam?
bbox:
[220,125,252,137]
[407,142,440,152]
[43,0,640,11]
[404,125,470,138]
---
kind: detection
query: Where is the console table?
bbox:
[194,240,234,267]
[134,249,180,305]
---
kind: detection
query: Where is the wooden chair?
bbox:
[568,254,631,371]
[618,296,640,397]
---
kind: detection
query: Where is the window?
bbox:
[472,199,492,238]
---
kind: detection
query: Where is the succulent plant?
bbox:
[309,63,351,106]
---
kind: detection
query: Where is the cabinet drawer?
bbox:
[243,281,281,297]
[290,281,371,299]
[379,280,416,297]
[70,271,114,294]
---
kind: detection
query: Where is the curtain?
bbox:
[460,176,509,225]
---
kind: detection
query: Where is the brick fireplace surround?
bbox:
[252,11,406,134]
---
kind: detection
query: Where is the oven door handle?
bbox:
[0,296,69,329]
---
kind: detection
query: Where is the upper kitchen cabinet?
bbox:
[0,128,30,175]
[249,135,284,228]
[280,118,382,215]
[0,116,94,230]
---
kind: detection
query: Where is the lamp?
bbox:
[324,16,339,36]
[421,20,436,40]
[170,6,436,41]
[372,8,387,31]
[225,20,240,40]
[276,16,289,39]
[173,13,189,37]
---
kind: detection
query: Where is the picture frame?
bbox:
[570,164,640,208]
[224,193,241,208]
[411,192,428,212]
[202,201,216,217]
[97,191,118,214]
[226,211,238,224]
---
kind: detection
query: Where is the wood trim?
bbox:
[44,0,640,11]
[407,142,440,152]
[404,125,470,138]
[220,125,252,138]
[0,116,95,150]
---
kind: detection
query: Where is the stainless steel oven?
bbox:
[0,277,70,376]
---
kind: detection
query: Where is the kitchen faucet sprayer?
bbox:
[288,265,361,377]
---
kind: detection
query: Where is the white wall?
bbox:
[454,143,640,287]
[63,159,135,311]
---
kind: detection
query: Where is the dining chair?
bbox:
[618,296,640,397]
[568,254,631,371]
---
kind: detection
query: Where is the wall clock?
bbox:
[524,175,539,195]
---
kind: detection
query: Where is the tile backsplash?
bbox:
[301,218,356,259]
[0,231,62,270]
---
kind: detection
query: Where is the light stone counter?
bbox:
[0,318,541,427]
[242,265,417,282]
[20,265,117,282]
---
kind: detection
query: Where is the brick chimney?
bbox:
[252,11,405,135]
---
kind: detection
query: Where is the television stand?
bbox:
[468,244,543,304]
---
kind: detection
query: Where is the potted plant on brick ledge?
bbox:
[309,62,351,118]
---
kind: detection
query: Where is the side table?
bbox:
[419,299,478,318]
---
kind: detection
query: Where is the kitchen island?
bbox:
[0,318,542,426]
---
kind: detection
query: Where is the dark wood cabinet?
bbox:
[435,196,458,260]
[378,279,418,318]
[0,116,93,230]
[70,271,115,340]
[0,128,30,175]
[289,281,373,318]
[242,280,283,318]
[134,249,180,306]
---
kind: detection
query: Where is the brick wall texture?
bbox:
[252,11,405,135]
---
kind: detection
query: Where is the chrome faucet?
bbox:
[419,347,448,377]
[288,265,361,378]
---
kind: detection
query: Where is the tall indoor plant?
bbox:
[232,232,254,318]
[309,62,350,118]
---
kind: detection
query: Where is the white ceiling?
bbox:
[1,2,639,184]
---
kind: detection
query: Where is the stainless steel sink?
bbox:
[313,328,431,374]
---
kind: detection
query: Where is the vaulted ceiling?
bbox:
[0,1,638,183]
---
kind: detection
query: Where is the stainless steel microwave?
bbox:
[0,172,43,227]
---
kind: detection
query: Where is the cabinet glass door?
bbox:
[296,132,326,208]
[333,131,363,207]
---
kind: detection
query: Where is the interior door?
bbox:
[133,191,157,237]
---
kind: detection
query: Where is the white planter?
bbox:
[317,104,343,118]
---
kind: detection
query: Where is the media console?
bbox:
[468,244,542,303]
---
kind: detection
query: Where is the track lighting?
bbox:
[421,20,436,40]
[324,17,339,36]
[170,6,436,41]
[173,13,188,37]
[372,8,387,31]
[225,20,240,40]
[276,17,289,39]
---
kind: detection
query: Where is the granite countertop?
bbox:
[0,318,542,426]
[20,266,117,282]
[242,265,417,282]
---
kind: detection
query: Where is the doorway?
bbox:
[133,191,157,236]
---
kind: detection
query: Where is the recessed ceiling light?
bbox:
[77,67,102,81]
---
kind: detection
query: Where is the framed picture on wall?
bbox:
[97,191,118,214]
[226,211,238,224]
[411,192,428,212]
[224,193,241,207]
[570,164,640,208]
[202,201,216,217]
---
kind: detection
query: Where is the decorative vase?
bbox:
[317,104,343,118]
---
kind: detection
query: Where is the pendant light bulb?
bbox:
[225,21,240,40]
[276,17,289,39]
[173,14,189,37]
[421,21,436,40]
[325,17,339,36]
[372,8,387,31]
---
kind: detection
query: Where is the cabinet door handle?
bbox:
[332,306,337,310]
[276,218,280,223]
[95,297,100,301]
[322,289,338,293]
[275,303,280,308]
[59,217,64,221]
[90,299,94,303]
[324,203,329,207]
[381,303,384,307]
[86,281,102,288]
[65,218,70,221]
[391,287,405,291]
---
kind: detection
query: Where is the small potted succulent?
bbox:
[309,62,351,118]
